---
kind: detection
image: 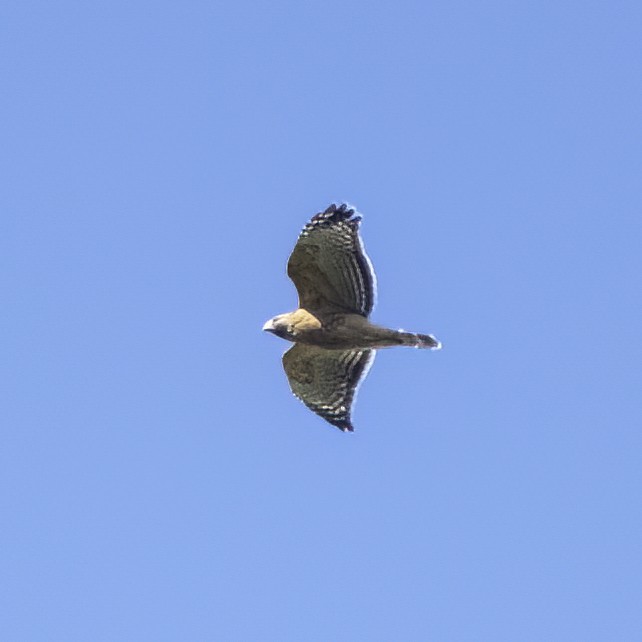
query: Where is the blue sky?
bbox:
[2,1,642,640]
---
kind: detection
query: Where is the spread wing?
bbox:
[282,343,375,432]
[287,204,377,317]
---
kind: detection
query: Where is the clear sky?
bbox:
[2,1,642,640]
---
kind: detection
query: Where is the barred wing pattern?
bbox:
[287,204,376,317]
[282,343,375,432]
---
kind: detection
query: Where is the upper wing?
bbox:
[287,204,377,317]
[282,343,375,432]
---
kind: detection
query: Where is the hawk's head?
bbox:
[262,314,297,342]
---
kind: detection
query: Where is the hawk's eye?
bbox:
[287,324,295,335]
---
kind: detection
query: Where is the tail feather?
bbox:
[398,331,441,350]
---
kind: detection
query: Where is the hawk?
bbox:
[263,204,441,432]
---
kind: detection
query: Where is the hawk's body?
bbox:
[264,204,440,432]
[278,309,429,350]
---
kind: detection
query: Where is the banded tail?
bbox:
[397,331,442,350]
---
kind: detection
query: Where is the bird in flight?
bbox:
[263,204,441,432]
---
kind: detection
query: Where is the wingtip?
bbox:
[336,420,355,433]
[316,203,357,223]
[302,203,362,237]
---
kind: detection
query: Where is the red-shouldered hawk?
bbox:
[263,203,441,432]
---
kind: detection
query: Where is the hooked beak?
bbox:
[262,318,276,332]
